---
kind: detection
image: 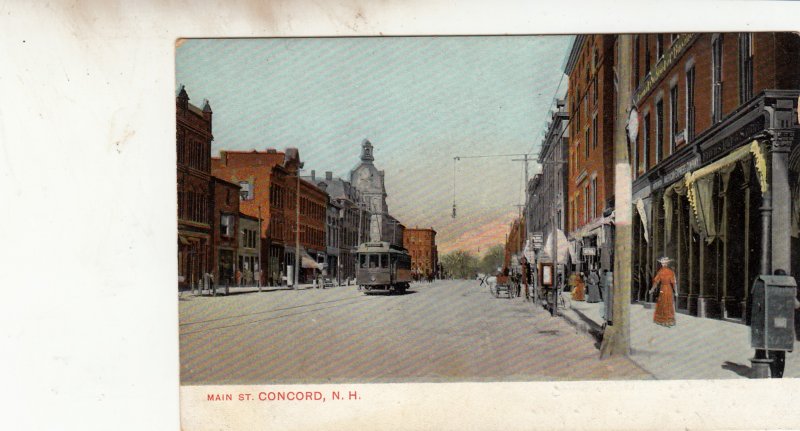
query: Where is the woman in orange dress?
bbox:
[650,257,676,327]
[571,272,586,301]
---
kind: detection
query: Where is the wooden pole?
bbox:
[600,34,632,357]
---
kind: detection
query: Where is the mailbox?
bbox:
[750,275,797,351]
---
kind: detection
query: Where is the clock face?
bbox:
[357,169,371,187]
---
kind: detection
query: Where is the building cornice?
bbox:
[564,35,587,75]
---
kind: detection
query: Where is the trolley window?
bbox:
[369,254,379,269]
[380,254,388,268]
[359,254,367,268]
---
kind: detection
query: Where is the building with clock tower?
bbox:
[350,139,404,247]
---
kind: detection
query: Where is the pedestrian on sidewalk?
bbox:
[650,256,676,327]
[586,267,601,303]
[571,272,586,301]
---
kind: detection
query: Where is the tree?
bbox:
[440,250,479,279]
[479,244,505,275]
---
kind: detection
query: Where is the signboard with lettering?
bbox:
[532,232,544,249]
[582,247,597,256]
[633,34,698,106]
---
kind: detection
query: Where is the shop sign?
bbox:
[701,117,764,163]
[582,247,597,256]
[532,232,544,249]
[652,156,700,190]
[633,34,697,105]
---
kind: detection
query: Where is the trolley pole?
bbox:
[600,34,632,357]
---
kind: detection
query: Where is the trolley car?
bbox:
[355,242,412,294]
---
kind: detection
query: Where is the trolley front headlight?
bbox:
[370,275,376,282]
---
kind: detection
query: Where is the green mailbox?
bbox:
[750,275,797,351]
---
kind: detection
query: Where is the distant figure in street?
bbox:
[571,272,586,301]
[650,256,676,327]
[586,268,601,303]
[235,269,243,287]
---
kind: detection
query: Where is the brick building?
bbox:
[629,33,800,320]
[308,171,371,284]
[176,86,213,291]
[212,148,328,285]
[209,176,240,286]
[527,98,570,264]
[564,35,617,273]
[238,213,260,285]
[504,217,525,272]
[403,227,438,278]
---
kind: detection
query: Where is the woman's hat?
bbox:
[658,256,671,264]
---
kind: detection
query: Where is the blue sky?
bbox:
[176,36,572,254]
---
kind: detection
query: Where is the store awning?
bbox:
[635,197,650,243]
[543,229,571,264]
[685,141,765,243]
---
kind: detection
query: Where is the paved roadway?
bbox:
[179,279,652,384]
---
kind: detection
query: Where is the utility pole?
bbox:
[600,34,632,358]
[512,153,531,245]
[257,205,262,292]
[294,170,302,288]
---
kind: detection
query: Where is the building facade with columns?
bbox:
[628,32,800,321]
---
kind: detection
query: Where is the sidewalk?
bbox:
[180,282,353,297]
[558,293,800,379]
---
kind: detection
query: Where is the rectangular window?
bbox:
[584,128,590,159]
[220,214,234,237]
[593,77,598,105]
[643,112,651,170]
[239,181,253,201]
[670,85,679,154]
[655,100,664,163]
[712,35,724,123]
[656,34,664,59]
[583,185,589,223]
[591,177,597,220]
[739,33,753,103]
[592,115,598,149]
[644,34,651,76]
[686,66,696,140]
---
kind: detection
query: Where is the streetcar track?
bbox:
[180,296,376,335]
[179,295,363,326]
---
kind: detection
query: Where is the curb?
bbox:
[558,305,604,342]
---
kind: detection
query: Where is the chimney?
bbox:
[325,171,333,181]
